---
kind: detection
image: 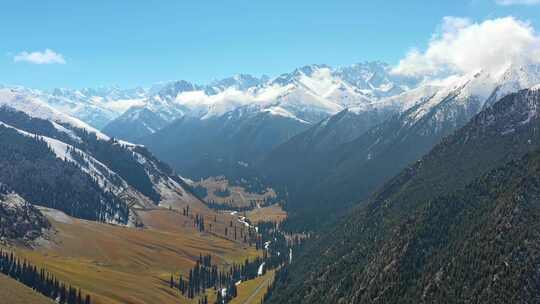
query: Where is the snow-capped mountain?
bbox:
[484,63,540,108]
[0,86,150,130]
[207,74,268,93]
[260,63,540,224]
[401,63,540,130]
[271,86,540,304]
[141,103,311,179]
[336,62,418,95]
[0,89,205,225]
[3,60,540,227]
[0,88,107,138]
[45,86,149,129]
[126,62,419,178]
[102,107,171,142]
[103,62,416,142]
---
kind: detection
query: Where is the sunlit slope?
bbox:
[14,208,259,304]
[0,273,56,304]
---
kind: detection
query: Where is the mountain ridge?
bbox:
[265,86,540,304]
[0,98,203,226]
[260,63,540,229]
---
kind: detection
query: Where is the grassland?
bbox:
[245,205,287,224]
[230,270,275,304]
[0,273,56,304]
[9,205,261,304]
[0,174,284,304]
[195,176,278,209]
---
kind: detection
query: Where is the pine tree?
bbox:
[77,289,82,304]
[216,290,223,304]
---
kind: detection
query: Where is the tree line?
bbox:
[169,220,297,303]
[169,254,257,302]
[0,250,91,304]
[0,125,129,223]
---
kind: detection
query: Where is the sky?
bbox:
[1,0,539,89]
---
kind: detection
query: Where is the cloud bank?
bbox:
[14,49,66,65]
[392,17,540,77]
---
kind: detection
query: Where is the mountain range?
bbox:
[130,63,427,187]
[0,88,202,226]
[3,57,540,304]
[266,86,540,304]
[4,62,540,228]
[262,63,540,228]
[8,62,413,185]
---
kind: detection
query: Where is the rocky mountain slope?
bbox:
[0,183,50,243]
[0,89,202,225]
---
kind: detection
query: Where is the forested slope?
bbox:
[267,88,540,303]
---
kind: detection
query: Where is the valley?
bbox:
[243,205,287,225]
[3,7,540,303]
[2,201,282,304]
[230,270,275,304]
[3,62,540,303]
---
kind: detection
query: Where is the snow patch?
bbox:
[0,89,109,140]
[37,207,72,224]
[0,122,133,201]
[262,106,309,124]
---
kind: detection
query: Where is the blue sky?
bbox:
[1,0,539,89]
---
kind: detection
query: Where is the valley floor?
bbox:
[195,176,279,210]
[0,273,56,304]
[245,205,287,225]
[4,206,262,304]
[230,270,275,304]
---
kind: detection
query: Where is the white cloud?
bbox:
[496,0,540,5]
[392,17,540,77]
[13,49,66,65]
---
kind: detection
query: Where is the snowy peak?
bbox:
[257,62,414,122]
[101,62,420,141]
[51,85,147,98]
[399,63,540,127]
[157,80,200,100]
[13,85,152,129]
[269,62,418,107]
[0,88,109,139]
[270,64,331,87]
[208,74,267,93]
[486,63,540,107]
[336,61,418,97]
